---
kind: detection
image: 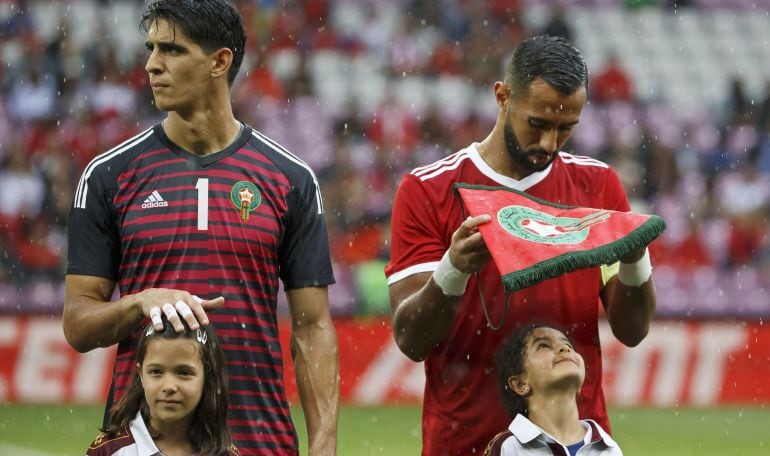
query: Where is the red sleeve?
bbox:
[602,167,631,212]
[384,173,448,279]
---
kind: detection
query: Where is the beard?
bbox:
[503,121,556,174]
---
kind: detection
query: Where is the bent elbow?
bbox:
[62,318,94,353]
[403,348,427,363]
[394,333,428,362]
[64,333,91,353]
[615,327,649,348]
[619,337,643,348]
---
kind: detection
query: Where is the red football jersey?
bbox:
[385,143,629,455]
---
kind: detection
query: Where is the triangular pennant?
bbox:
[455,183,666,294]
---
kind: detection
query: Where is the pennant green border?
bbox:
[454,183,667,294]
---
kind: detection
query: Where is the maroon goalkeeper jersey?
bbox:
[68,123,334,455]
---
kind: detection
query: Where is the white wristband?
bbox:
[618,248,652,287]
[432,250,471,297]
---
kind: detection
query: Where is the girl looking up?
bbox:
[485,323,622,456]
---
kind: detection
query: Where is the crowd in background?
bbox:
[1,0,769,317]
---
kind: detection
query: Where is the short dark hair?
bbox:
[104,317,232,456]
[495,322,577,419]
[140,0,246,86]
[505,35,588,99]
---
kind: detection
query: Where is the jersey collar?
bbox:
[154,122,252,168]
[129,411,163,456]
[467,142,554,191]
[508,414,619,449]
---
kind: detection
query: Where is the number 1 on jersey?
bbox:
[196,178,209,230]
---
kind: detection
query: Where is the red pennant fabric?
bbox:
[455,184,666,293]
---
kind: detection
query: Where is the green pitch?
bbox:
[0,404,767,455]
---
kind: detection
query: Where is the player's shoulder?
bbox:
[86,428,134,455]
[409,147,475,183]
[81,126,159,179]
[246,127,319,182]
[399,147,477,200]
[556,151,610,173]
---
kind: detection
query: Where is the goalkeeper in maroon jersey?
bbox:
[64,1,338,454]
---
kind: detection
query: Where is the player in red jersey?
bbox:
[386,36,657,455]
[64,1,338,454]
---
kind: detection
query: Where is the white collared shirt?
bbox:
[100,412,163,456]
[129,412,165,456]
[498,414,623,455]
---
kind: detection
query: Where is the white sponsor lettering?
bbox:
[601,322,746,406]
[690,324,746,405]
[0,318,757,406]
[0,318,19,400]
[141,200,169,208]
[15,320,70,401]
[604,323,690,406]
[73,348,114,402]
[352,337,424,404]
[1,317,114,403]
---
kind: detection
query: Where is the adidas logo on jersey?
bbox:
[141,190,169,208]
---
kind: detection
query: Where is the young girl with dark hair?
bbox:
[87,316,238,456]
[485,323,622,456]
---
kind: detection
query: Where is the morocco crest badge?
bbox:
[230,181,261,223]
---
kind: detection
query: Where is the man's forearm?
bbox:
[292,320,339,456]
[65,278,225,352]
[64,296,144,352]
[606,279,656,347]
[391,277,461,362]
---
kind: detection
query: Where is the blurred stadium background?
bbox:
[1,0,769,454]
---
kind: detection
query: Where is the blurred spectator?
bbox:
[723,77,752,126]
[234,46,285,107]
[2,0,770,316]
[389,14,437,75]
[0,142,45,235]
[0,235,21,284]
[16,216,64,283]
[592,53,634,104]
[601,130,645,202]
[84,55,138,118]
[663,0,693,8]
[37,136,77,232]
[755,117,770,175]
[756,80,770,132]
[462,11,509,85]
[714,159,770,266]
[412,105,452,166]
[252,61,334,171]
[541,4,573,42]
[649,169,713,271]
[6,63,57,122]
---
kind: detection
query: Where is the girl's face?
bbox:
[512,327,585,394]
[139,338,205,431]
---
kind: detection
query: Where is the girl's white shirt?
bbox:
[103,411,163,456]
